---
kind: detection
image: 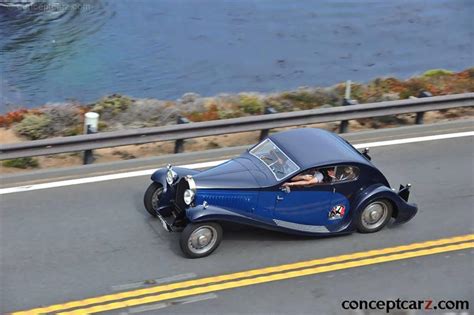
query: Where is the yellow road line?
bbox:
[62,241,474,315]
[11,234,474,315]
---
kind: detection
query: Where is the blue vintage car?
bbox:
[144,128,417,258]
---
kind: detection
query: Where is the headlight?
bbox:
[166,169,178,185]
[184,189,195,205]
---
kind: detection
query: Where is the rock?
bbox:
[179,92,201,104]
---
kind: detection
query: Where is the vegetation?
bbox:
[1,67,472,142]
[0,109,30,127]
[239,95,264,114]
[3,157,39,169]
[14,113,52,140]
[422,69,453,77]
[91,94,134,119]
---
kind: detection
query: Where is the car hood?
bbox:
[192,157,270,189]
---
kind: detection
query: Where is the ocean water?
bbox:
[0,0,472,111]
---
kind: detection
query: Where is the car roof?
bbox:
[269,128,372,169]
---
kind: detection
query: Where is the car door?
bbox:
[327,165,360,229]
[272,168,334,227]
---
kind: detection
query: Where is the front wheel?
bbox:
[143,182,164,217]
[356,199,393,233]
[180,222,223,258]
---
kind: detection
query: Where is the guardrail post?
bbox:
[174,116,190,153]
[83,112,99,165]
[259,107,278,141]
[415,91,433,124]
[339,80,358,133]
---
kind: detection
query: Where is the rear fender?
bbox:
[353,184,417,224]
[398,184,411,202]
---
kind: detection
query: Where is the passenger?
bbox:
[283,167,336,187]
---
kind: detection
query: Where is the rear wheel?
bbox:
[180,222,223,258]
[356,199,392,233]
[143,182,164,217]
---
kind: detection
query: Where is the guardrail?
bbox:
[1,93,473,160]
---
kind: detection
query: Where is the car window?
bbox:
[249,139,300,180]
[334,165,359,182]
[313,167,337,185]
[284,166,335,188]
[283,165,359,188]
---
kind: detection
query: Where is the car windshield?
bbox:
[249,139,300,180]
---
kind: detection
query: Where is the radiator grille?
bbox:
[174,177,189,213]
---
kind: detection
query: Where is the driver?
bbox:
[283,167,336,187]
[272,152,291,175]
[340,166,355,181]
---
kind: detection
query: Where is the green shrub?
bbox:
[239,95,264,114]
[399,78,429,99]
[91,94,133,118]
[349,83,365,102]
[14,113,52,140]
[422,69,453,78]
[40,105,82,137]
[63,126,82,136]
[281,91,315,104]
[3,157,39,169]
[279,89,336,109]
[98,121,108,131]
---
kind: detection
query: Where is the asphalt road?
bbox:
[1,122,473,314]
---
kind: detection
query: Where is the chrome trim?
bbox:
[187,225,218,255]
[166,168,178,185]
[157,214,172,232]
[184,189,195,205]
[185,175,197,192]
[273,219,330,233]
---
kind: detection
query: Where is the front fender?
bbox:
[186,204,251,224]
[150,167,200,188]
[150,167,200,210]
[353,184,417,224]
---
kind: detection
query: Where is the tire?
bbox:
[180,222,223,258]
[143,182,164,217]
[355,199,393,233]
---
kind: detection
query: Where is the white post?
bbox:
[83,112,99,165]
[344,80,351,100]
[339,80,352,133]
[84,112,99,133]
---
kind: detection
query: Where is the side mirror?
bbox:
[280,186,291,194]
[362,147,371,161]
